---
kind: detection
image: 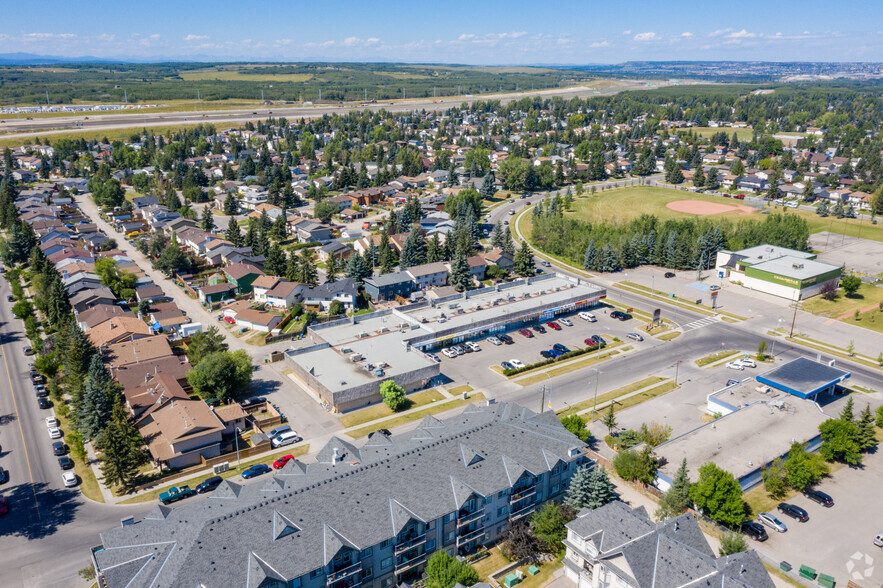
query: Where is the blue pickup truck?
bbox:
[159,485,194,505]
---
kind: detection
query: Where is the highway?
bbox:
[0,271,151,588]
[0,80,673,139]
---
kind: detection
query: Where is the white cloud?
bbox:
[273,39,293,47]
[149,34,161,39]
[590,40,610,48]
[365,37,380,46]
[622,30,631,35]
[184,34,209,41]
[498,31,527,39]
[458,33,476,41]
[681,32,694,38]
[97,34,116,42]
[23,32,76,40]
[633,32,658,41]
[727,29,756,39]
[708,28,731,37]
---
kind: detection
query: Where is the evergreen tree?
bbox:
[200,206,215,232]
[345,252,371,284]
[601,404,617,434]
[97,402,147,491]
[513,241,535,277]
[856,404,878,451]
[264,245,286,276]
[657,458,692,519]
[839,397,855,422]
[583,240,598,271]
[77,355,117,439]
[226,217,243,247]
[502,226,515,255]
[325,254,340,283]
[693,165,705,188]
[426,234,444,263]
[449,250,472,292]
[299,249,319,286]
[565,465,616,510]
[490,222,504,249]
[400,227,426,268]
[270,212,288,241]
[378,231,395,274]
[64,322,96,401]
[223,193,238,215]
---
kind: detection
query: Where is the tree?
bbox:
[689,463,746,527]
[77,354,118,439]
[718,532,748,556]
[399,227,426,268]
[601,403,617,434]
[223,192,238,215]
[819,418,862,465]
[186,350,252,404]
[328,299,345,316]
[200,206,215,232]
[380,380,408,412]
[424,550,478,588]
[613,446,657,485]
[757,339,768,358]
[97,402,147,491]
[816,201,828,217]
[531,501,575,553]
[186,326,228,367]
[153,243,189,274]
[657,458,692,519]
[344,252,370,284]
[856,404,878,451]
[313,199,338,223]
[514,240,535,277]
[500,518,540,562]
[565,465,616,510]
[761,458,788,498]
[841,274,861,297]
[783,442,829,491]
[876,405,883,428]
[264,245,287,276]
[226,217,243,247]
[325,253,340,283]
[839,396,855,422]
[559,414,591,443]
[820,280,838,301]
[449,250,472,292]
[299,249,319,286]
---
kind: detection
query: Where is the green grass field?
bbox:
[0,121,244,148]
[180,68,314,82]
[690,126,756,141]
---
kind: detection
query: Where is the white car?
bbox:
[874,532,883,547]
[578,312,597,322]
[46,416,59,428]
[48,427,62,439]
[736,358,756,368]
[466,342,481,352]
[441,348,459,358]
[725,361,744,371]
[626,333,644,342]
[62,471,78,488]
[509,359,525,369]
[559,318,573,327]
[426,353,440,362]
[487,336,503,346]
[757,512,787,533]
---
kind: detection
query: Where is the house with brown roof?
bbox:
[212,403,249,437]
[223,263,265,294]
[87,316,153,347]
[104,335,174,368]
[197,283,235,305]
[138,398,226,469]
[109,356,191,391]
[483,248,515,272]
[265,280,303,309]
[76,304,132,331]
[231,308,283,333]
[124,373,190,423]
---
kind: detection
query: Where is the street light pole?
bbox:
[591,368,601,420]
[674,360,682,386]
[234,427,242,471]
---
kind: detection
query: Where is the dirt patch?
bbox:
[666,199,756,216]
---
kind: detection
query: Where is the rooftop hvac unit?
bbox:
[349,353,363,362]
[792,263,804,270]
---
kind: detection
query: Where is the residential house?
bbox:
[363,271,414,301]
[483,248,514,272]
[139,398,226,469]
[212,403,249,437]
[223,263,265,294]
[231,308,283,333]
[264,281,303,309]
[289,217,333,243]
[104,335,174,368]
[87,317,153,348]
[198,283,235,305]
[317,241,354,263]
[406,262,449,289]
[301,278,358,311]
[70,287,116,313]
[135,284,168,304]
[109,356,191,392]
[465,255,487,281]
[76,304,132,331]
[124,373,190,423]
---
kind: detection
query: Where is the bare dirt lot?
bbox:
[665,199,757,216]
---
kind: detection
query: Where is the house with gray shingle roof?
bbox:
[92,401,589,588]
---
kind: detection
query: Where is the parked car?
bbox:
[34,386,48,398]
[509,359,525,369]
[736,358,757,368]
[541,260,551,267]
[37,397,50,409]
[875,532,883,547]
[757,512,787,533]
[48,427,62,439]
[466,342,481,352]
[591,335,607,346]
[487,336,502,346]
[238,396,266,408]
[552,343,571,354]
[6,295,13,302]
[584,338,600,347]
[664,272,676,278]
[453,344,468,354]
[579,312,597,322]
[23,346,34,356]
[518,328,533,338]
[426,352,440,362]
[442,347,459,358]
[62,471,78,488]
[268,425,291,438]
[611,311,632,321]
[559,318,573,327]
[367,428,391,439]
[531,325,546,334]
[273,455,297,469]
[547,348,564,358]
[499,334,514,345]
[777,503,809,522]
[0,467,7,484]
[501,361,515,370]
[52,441,67,456]
[241,464,272,479]
[546,321,561,331]
[271,431,299,448]
[159,485,194,504]
[58,456,74,470]
[803,488,834,507]
[709,285,721,291]
[195,476,223,494]
[540,350,555,359]
[626,332,644,342]
[46,416,59,428]
[0,496,7,516]
[740,521,769,542]
[726,361,745,371]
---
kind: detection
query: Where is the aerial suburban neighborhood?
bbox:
[1,4,883,588]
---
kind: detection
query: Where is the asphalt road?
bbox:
[0,81,673,138]
[0,270,152,588]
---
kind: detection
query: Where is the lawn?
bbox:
[448,384,474,395]
[117,443,310,504]
[0,122,243,148]
[557,376,666,417]
[695,350,741,367]
[53,409,104,503]
[348,393,486,439]
[657,331,682,341]
[802,282,883,319]
[472,547,510,580]
[180,68,314,82]
[689,126,757,141]
[608,380,679,414]
[337,389,445,429]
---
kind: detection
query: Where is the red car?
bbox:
[546,321,561,331]
[273,455,295,469]
[518,328,533,338]
[0,496,7,516]
[224,316,236,324]
[584,338,600,348]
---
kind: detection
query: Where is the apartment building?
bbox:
[92,401,589,588]
[563,501,774,588]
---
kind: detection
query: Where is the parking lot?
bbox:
[434,306,651,388]
[753,447,883,587]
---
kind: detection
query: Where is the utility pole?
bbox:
[539,383,547,413]
[402,88,405,101]
[591,368,601,420]
[674,360,681,386]
[124,89,128,104]
[789,297,801,337]
[46,90,50,106]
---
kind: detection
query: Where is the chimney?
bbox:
[109,319,114,329]
[332,448,340,464]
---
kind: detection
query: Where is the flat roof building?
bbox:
[92,401,589,588]
[756,357,851,400]
[716,245,841,301]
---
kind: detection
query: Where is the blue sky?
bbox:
[3,0,882,63]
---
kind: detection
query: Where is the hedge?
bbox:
[502,342,606,376]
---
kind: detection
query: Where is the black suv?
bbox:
[777,502,809,522]
[552,343,571,354]
[803,488,834,507]
[58,456,74,470]
[740,521,768,542]
[498,334,514,345]
[195,476,224,494]
[531,325,546,334]
[52,441,67,456]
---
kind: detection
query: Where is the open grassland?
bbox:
[179,69,314,82]
[0,122,243,148]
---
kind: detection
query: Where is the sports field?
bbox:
[179,68,314,82]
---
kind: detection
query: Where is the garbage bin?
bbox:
[780,562,792,573]
[817,573,835,588]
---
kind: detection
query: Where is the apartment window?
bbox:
[360,547,373,560]
[497,490,506,498]
[484,496,492,505]
[426,520,435,530]
[291,578,302,588]
[446,530,455,541]
[497,506,508,516]
[361,568,373,580]
[381,557,393,570]
[310,569,322,579]
[445,513,455,523]
[552,484,560,494]
[536,491,543,502]
[380,539,392,548]
[426,539,436,550]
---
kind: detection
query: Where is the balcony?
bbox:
[327,560,362,585]
[456,508,485,526]
[509,485,536,504]
[395,552,428,573]
[456,527,486,546]
[395,532,427,554]
[509,502,537,521]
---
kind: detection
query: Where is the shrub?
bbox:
[613,446,657,484]
[380,380,408,412]
[559,414,591,442]
[718,532,748,556]
[502,343,604,376]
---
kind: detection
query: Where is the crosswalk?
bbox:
[681,316,719,332]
